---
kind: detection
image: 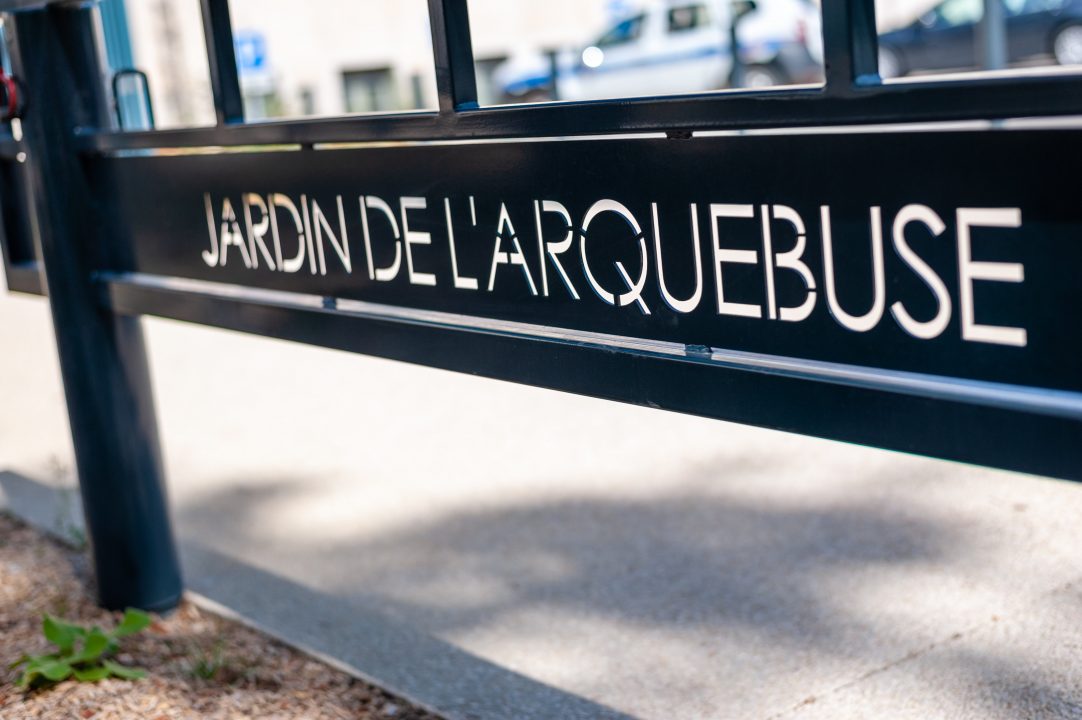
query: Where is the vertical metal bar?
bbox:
[10,4,182,612]
[980,0,1008,71]
[729,10,744,89]
[546,49,560,101]
[200,0,244,124]
[821,0,880,92]
[0,7,37,290]
[427,0,478,112]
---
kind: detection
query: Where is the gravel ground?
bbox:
[0,512,443,720]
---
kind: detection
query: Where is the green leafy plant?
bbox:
[9,609,152,689]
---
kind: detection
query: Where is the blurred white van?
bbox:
[493,0,823,102]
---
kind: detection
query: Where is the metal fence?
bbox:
[1,0,1080,611]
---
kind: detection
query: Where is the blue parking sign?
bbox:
[234,30,266,74]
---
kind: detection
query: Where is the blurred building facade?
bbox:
[120,0,614,128]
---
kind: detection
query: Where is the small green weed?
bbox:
[189,639,226,680]
[9,609,151,689]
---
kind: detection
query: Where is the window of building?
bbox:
[229,0,436,119]
[343,68,396,114]
[475,55,510,105]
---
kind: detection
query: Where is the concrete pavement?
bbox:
[2,286,1081,719]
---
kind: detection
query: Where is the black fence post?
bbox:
[10,3,182,612]
[427,0,478,111]
[199,0,245,125]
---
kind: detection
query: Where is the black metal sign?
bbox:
[102,130,1079,398]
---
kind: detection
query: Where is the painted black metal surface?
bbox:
[97,131,1081,397]
[102,272,1082,482]
[0,153,43,295]
[11,5,181,611]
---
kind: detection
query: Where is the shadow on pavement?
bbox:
[174,472,950,649]
[7,466,1081,719]
[168,468,1082,719]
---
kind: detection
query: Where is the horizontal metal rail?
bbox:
[103,273,1082,422]
[77,72,1082,152]
[100,271,1082,482]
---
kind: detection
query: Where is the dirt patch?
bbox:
[0,512,443,720]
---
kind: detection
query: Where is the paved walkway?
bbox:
[2,288,1081,719]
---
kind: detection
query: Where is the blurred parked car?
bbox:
[878,0,1082,78]
[493,0,823,102]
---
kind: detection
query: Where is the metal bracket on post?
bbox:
[8,3,182,611]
